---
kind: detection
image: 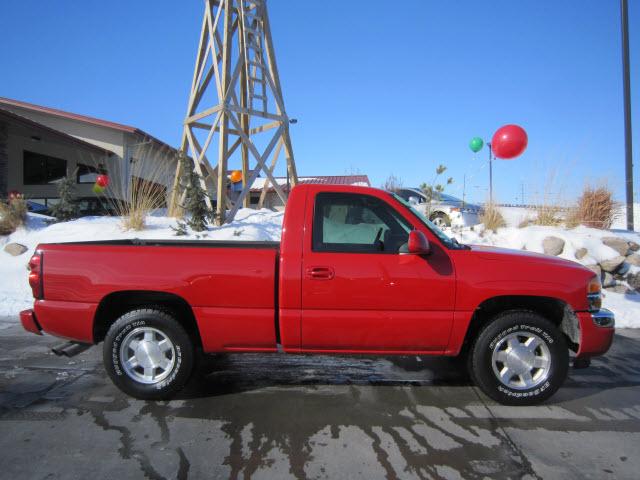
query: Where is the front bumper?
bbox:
[576,308,615,358]
[20,309,42,335]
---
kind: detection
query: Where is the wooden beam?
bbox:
[228,114,287,205]
[215,0,234,225]
[184,104,223,125]
[249,120,280,135]
[258,138,283,209]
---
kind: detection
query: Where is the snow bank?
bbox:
[0,209,283,316]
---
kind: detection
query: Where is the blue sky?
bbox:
[1,1,638,203]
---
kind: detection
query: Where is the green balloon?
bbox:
[469,137,484,153]
[92,183,105,195]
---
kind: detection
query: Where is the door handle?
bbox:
[306,266,335,280]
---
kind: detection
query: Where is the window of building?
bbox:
[312,192,412,254]
[23,151,67,185]
[77,163,105,184]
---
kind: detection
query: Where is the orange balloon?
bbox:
[230,170,242,183]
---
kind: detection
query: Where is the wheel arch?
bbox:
[429,210,449,219]
[461,295,579,354]
[93,290,202,349]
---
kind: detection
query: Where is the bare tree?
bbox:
[382,174,403,192]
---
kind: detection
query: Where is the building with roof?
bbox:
[246,175,371,210]
[0,97,178,214]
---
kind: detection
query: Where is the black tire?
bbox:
[430,212,451,228]
[103,308,195,400]
[469,310,569,406]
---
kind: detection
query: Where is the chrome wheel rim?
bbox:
[119,327,176,384]
[491,331,551,390]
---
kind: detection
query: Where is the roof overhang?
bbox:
[0,107,114,156]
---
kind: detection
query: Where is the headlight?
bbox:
[587,276,602,312]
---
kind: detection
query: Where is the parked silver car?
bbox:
[394,188,482,227]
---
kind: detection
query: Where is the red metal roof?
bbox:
[0,97,176,153]
[250,175,370,192]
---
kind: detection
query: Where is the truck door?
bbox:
[300,191,455,353]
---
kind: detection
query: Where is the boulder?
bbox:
[626,253,640,266]
[629,241,640,252]
[628,273,640,291]
[602,236,630,256]
[585,264,601,277]
[616,262,631,276]
[600,256,626,273]
[3,243,28,256]
[543,236,565,256]
[604,284,630,294]
[574,247,588,260]
[602,272,616,288]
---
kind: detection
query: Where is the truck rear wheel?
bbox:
[103,308,195,400]
[469,310,569,406]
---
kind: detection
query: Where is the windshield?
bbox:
[389,192,463,249]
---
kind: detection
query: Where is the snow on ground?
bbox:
[1,206,638,328]
[0,209,283,317]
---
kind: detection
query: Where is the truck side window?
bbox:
[313,193,412,253]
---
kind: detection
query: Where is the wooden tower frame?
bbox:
[169,0,298,224]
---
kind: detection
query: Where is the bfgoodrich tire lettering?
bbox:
[469,310,569,406]
[103,308,194,400]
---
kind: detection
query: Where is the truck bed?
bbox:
[34,239,281,352]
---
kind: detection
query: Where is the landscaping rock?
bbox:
[543,236,565,256]
[602,272,616,288]
[616,262,631,276]
[604,284,630,294]
[3,243,28,256]
[602,237,630,256]
[629,241,640,252]
[626,253,640,266]
[628,273,640,291]
[575,247,588,260]
[585,264,601,277]
[600,256,626,273]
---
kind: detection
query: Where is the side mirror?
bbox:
[408,196,419,205]
[408,230,431,255]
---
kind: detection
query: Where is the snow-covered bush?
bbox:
[178,152,211,232]
[50,174,79,222]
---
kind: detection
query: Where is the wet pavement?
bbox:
[1,316,639,480]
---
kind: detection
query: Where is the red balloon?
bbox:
[491,125,528,159]
[96,174,110,188]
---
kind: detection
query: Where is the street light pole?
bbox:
[487,142,493,203]
[621,0,635,230]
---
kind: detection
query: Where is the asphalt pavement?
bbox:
[1,316,639,480]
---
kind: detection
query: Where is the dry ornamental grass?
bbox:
[567,185,615,229]
[96,146,174,231]
[480,202,506,232]
[0,196,28,235]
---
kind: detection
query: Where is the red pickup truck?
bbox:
[20,184,614,405]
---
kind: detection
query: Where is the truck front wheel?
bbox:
[469,311,569,406]
[103,308,195,400]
